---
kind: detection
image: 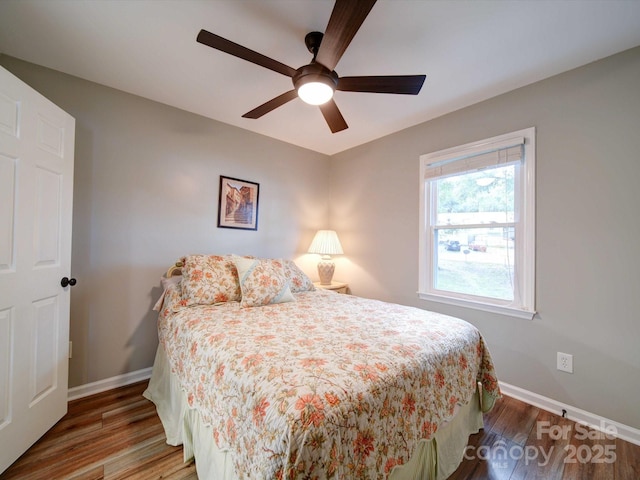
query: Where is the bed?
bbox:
[144,254,500,479]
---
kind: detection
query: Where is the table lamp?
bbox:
[308,230,344,285]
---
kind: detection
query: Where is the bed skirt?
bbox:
[143,344,484,479]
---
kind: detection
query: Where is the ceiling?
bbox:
[1,1,639,156]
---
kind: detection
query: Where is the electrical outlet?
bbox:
[557,352,573,373]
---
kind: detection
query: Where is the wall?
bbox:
[330,47,640,430]
[0,55,330,388]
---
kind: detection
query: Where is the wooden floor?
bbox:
[449,393,639,480]
[0,381,196,480]
[1,380,638,479]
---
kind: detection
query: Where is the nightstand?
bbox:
[314,281,349,294]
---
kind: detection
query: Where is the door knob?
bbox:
[60,277,77,288]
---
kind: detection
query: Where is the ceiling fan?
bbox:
[196,0,426,133]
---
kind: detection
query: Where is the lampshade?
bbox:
[308,230,344,256]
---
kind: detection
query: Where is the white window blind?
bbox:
[424,140,524,180]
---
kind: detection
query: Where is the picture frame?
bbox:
[217,176,260,231]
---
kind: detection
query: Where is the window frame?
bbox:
[418,127,536,320]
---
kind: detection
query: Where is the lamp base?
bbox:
[317,259,335,285]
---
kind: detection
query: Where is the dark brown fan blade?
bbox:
[197,29,297,78]
[242,90,298,119]
[337,75,426,94]
[315,0,377,71]
[319,100,348,133]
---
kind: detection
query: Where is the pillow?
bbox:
[181,254,242,306]
[233,256,295,307]
[161,274,182,290]
[159,282,187,315]
[153,275,183,312]
[283,259,315,293]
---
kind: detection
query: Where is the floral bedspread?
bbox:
[158,288,500,479]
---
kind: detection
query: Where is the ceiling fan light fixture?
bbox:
[293,63,338,106]
[297,80,334,105]
[197,2,426,133]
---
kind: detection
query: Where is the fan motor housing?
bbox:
[292,63,339,91]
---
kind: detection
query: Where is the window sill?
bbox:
[417,292,536,320]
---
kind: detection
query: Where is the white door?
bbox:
[0,66,75,473]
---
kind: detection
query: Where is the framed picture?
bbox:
[217,176,260,231]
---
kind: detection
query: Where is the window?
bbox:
[418,128,536,319]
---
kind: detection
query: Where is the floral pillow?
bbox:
[153,275,183,312]
[283,259,315,293]
[159,282,187,315]
[233,256,295,307]
[180,254,242,306]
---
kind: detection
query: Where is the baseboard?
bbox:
[499,381,640,447]
[67,367,153,401]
